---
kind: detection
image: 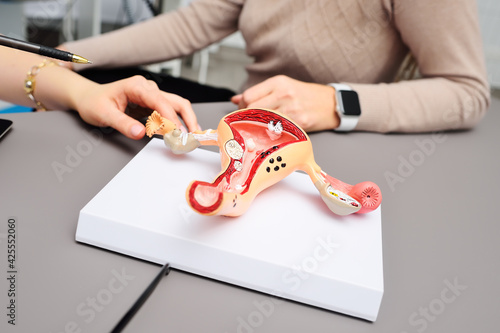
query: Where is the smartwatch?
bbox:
[329,83,362,131]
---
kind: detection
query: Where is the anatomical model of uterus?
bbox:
[145,108,381,217]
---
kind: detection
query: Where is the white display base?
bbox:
[76,139,384,321]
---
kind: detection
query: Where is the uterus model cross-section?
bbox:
[145,108,381,217]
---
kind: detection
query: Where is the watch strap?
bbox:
[329,83,360,132]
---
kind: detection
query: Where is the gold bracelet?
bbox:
[24,59,59,111]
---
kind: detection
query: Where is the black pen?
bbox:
[111,263,171,333]
[0,34,92,64]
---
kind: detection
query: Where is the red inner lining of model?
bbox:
[189,110,308,214]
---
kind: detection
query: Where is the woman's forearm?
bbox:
[35,61,96,112]
[1,46,96,111]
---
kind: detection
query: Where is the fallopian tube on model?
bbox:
[145,108,381,217]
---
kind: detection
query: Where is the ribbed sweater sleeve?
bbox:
[352,0,490,132]
[64,0,243,71]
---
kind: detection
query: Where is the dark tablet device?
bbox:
[0,118,13,140]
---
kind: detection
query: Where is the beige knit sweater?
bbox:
[65,0,490,133]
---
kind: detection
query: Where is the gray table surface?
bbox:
[0,100,499,333]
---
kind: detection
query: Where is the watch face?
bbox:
[339,90,361,116]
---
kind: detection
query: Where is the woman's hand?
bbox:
[71,75,199,140]
[231,75,339,132]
